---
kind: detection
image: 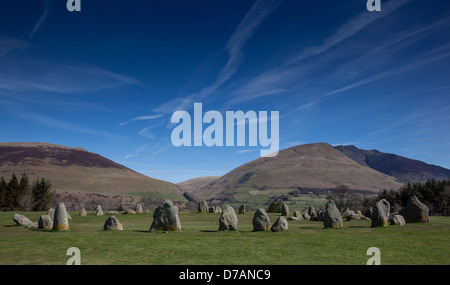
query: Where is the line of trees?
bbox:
[378,179,450,216]
[0,173,55,211]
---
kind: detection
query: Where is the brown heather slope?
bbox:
[0,142,184,198]
[185,143,404,200]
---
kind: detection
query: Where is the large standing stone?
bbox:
[150,200,181,231]
[218,205,238,231]
[404,196,429,223]
[53,202,70,231]
[302,212,311,221]
[135,203,144,214]
[104,216,123,230]
[252,208,271,231]
[323,200,343,229]
[38,214,53,229]
[198,200,209,213]
[79,208,87,216]
[13,214,34,227]
[390,214,406,226]
[270,216,288,232]
[281,203,289,216]
[371,199,390,227]
[94,205,104,216]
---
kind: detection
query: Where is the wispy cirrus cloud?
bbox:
[153,0,283,114]
[29,0,52,39]
[118,115,163,126]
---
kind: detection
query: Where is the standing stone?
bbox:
[342,208,356,218]
[302,212,311,221]
[371,199,390,227]
[53,202,69,231]
[47,208,55,221]
[79,208,87,216]
[104,216,123,230]
[316,210,324,221]
[198,200,209,213]
[149,200,181,231]
[404,196,429,223]
[135,203,144,214]
[239,205,246,214]
[218,205,238,231]
[214,206,222,214]
[281,203,289,216]
[125,208,136,214]
[390,214,406,226]
[323,200,343,229]
[308,206,317,220]
[13,214,34,227]
[270,216,288,232]
[38,214,53,229]
[94,205,104,216]
[252,208,271,231]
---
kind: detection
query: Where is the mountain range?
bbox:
[178,143,450,201]
[1,142,449,203]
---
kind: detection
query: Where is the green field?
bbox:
[0,210,449,265]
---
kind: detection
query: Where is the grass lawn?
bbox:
[0,210,449,265]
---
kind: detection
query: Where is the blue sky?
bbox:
[1,0,450,183]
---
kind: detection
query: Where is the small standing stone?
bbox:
[13,214,34,227]
[218,205,238,231]
[270,216,288,232]
[94,205,104,216]
[135,203,144,214]
[104,216,123,230]
[308,206,317,220]
[150,200,181,231]
[252,208,271,231]
[198,200,209,213]
[371,199,390,227]
[390,214,406,226]
[53,202,70,231]
[239,205,246,214]
[38,214,53,229]
[79,208,87,216]
[323,200,343,229]
[281,203,289,216]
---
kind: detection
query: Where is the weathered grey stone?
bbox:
[79,208,87,216]
[218,205,238,231]
[108,210,118,215]
[104,216,123,230]
[404,196,429,223]
[94,205,104,216]
[270,216,288,232]
[38,214,53,229]
[281,203,289,216]
[135,204,144,214]
[342,208,356,218]
[53,202,69,230]
[47,208,55,221]
[13,214,33,227]
[198,200,209,213]
[323,200,343,229]
[371,199,390,227]
[150,200,181,231]
[345,213,362,221]
[252,208,271,231]
[238,205,246,214]
[124,209,136,214]
[308,206,317,220]
[302,212,311,221]
[390,214,406,226]
[214,206,222,214]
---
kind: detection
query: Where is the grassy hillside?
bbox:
[1,210,448,265]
